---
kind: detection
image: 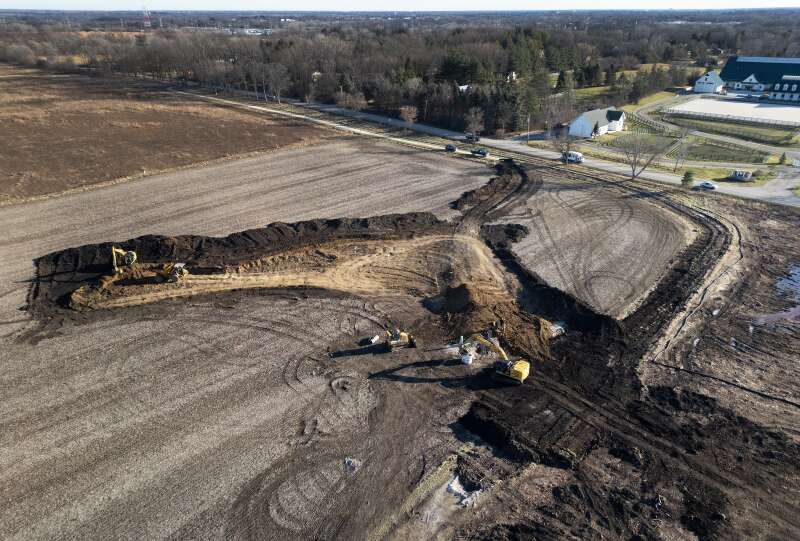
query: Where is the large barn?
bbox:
[568,107,625,138]
[720,56,800,103]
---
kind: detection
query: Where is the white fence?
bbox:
[662,108,800,128]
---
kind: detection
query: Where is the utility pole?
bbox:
[526,113,531,145]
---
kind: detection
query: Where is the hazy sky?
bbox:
[7,1,800,11]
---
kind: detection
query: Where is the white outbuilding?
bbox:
[568,107,626,139]
[694,71,725,94]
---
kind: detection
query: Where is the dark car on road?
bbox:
[445,144,457,152]
[470,148,488,157]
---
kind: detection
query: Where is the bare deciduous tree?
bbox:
[334,91,367,111]
[549,130,575,159]
[265,63,290,103]
[671,128,693,172]
[464,106,484,135]
[608,133,671,180]
[398,105,418,125]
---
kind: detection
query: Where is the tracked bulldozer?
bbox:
[383,328,417,352]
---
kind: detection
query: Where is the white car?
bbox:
[693,181,718,191]
[561,151,584,164]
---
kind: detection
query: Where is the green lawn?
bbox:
[574,85,614,106]
[674,137,770,164]
[654,164,776,185]
[665,115,800,146]
[621,91,675,112]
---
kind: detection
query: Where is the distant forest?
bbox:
[2,10,799,133]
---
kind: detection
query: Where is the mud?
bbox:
[19,159,800,540]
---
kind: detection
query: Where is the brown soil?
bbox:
[11,156,800,539]
[0,65,328,201]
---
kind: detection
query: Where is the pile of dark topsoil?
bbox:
[28,212,452,317]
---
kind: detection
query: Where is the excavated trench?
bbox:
[24,160,800,540]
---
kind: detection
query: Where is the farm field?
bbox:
[0,64,328,202]
[1,72,800,540]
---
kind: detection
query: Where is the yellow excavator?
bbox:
[459,332,530,384]
[110,247,188,283]
[155,262,189,283]
[383,328,417,352]
[111,246,137,274]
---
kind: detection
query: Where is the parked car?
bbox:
[561,151,584,164]
[693,181,718,191]
[444,144,457,152]
[465,133,480,143]
[470,148,488,157]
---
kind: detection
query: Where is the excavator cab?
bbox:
[459,331,531,384]
[111,247,137,274]
[493,359,530,385]
[156,262,189,283]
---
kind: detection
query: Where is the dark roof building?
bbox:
[720,56,800,85]
[719,56,800,103]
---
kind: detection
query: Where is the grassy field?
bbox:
[682,139,770,164]
[661,165,776,185]
[621,91,676,112]
[664,115,800,146]
[573,85,614,106]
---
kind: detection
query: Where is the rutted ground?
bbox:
[2,130,799,541]
[497,172,695,319]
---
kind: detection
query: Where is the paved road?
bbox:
[201,90,800,208]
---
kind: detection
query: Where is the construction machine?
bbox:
[155,262,189,283]
[383,328,417,352]
[458,332,530,384]
[111,246,137,274]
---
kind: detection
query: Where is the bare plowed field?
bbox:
[0,139,490,339]
[0,65,327,201]
[499,172,694,318]
[1,84,799,539]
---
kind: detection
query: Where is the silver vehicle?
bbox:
[693,181,718,191]
[561,151,584,164]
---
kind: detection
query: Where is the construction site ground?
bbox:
[1,79,800,540]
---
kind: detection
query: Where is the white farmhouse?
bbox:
[694,71,725,94]
[568,107,625,139]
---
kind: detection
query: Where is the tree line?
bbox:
[1,9,799,134]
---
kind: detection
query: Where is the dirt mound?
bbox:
[29,212,449,315]
[438,283,551,363]
[451,160,516,212]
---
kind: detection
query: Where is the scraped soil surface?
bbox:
[0,64,327,201]
[4,149,800,541]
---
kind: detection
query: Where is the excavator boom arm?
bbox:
[466,333,509,361]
